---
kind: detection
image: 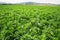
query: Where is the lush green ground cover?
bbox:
[0,5,60,40]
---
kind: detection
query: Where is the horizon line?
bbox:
[0,1,60,5]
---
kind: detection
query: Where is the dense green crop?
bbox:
[0,5,60,40]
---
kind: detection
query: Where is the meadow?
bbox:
[0,5,60,40]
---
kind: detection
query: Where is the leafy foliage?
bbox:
[0,5,60,40]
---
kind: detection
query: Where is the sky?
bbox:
[0,0,60,4]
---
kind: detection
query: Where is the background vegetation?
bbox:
[0,5,60,40]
